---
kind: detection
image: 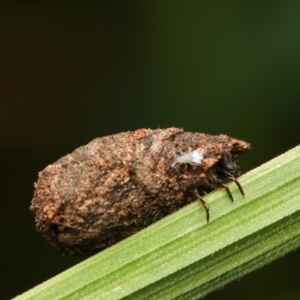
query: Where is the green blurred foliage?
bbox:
[0,2,299,299]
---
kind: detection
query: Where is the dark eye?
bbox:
[217,155,238,178]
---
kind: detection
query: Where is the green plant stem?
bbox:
[15,145,300,300]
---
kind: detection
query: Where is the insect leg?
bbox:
[221,183,234,202]
[232,178,245,195]
[194,189,210,223]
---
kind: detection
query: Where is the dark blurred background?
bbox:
[1,2,299,299]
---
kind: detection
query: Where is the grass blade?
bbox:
[14,145,300,300]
